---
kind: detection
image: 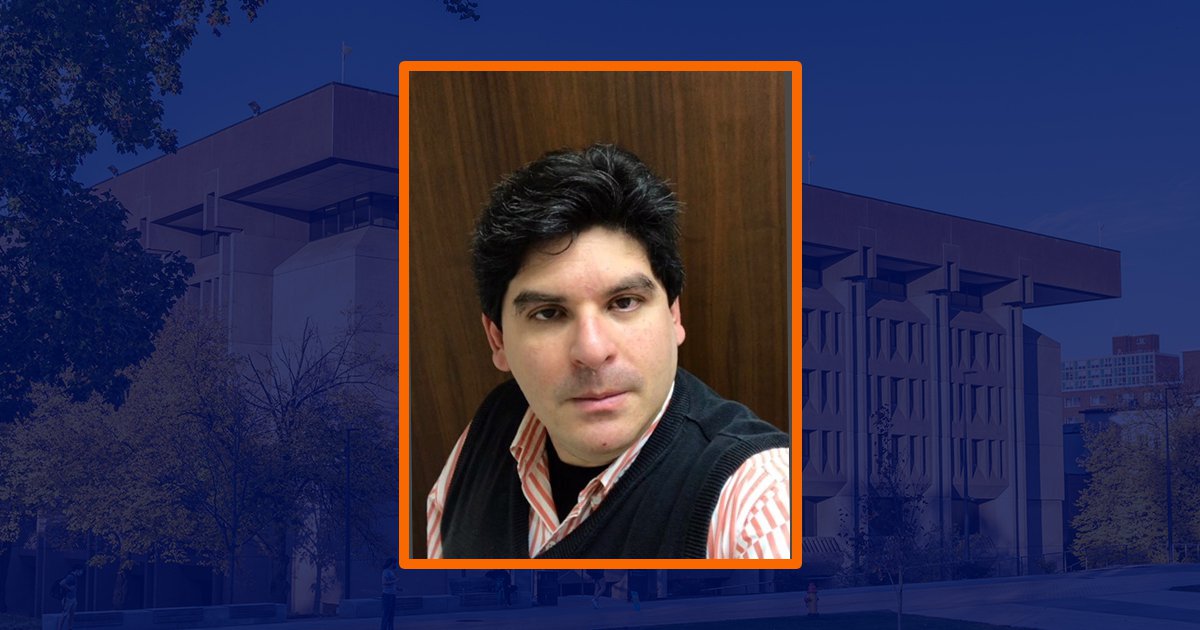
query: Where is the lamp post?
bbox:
[1164,386,1175,563]
[344,427,353,598]
[960,370,978,563]
[962,439,971,562]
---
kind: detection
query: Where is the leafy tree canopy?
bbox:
[0,0,265,420]
[1072,390,1200,567]
[1,306,396,606]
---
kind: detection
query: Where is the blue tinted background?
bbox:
[63,0,1200,625]
[80,0,1200,359]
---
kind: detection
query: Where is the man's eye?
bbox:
[611,296,642,312]
[531,307,562,321]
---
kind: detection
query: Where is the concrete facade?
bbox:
[801,185,1121,571]
[53,83,397,615]
[4,82,1131,617]
[101,82,399,361]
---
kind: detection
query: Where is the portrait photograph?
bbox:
[404,64,796,563]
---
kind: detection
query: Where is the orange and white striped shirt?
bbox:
[426,385,790,559]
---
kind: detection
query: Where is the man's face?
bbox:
[482,227,685,467]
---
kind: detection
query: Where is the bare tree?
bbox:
[0,307,397,607]
[243,309,397,605]
[840,405,942,630]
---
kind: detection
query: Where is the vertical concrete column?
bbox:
[849,278,869,550]
[932,293,953,548]
[1007,304,1029,570]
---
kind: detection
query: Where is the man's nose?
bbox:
[570,313,616,369]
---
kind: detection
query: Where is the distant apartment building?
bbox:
[1184,350,1200,391]
[1061,334,1184,422]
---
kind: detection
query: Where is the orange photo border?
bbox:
[398,60,802,570]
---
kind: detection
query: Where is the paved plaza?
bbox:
[250,563,1200,630]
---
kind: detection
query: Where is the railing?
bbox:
[699,579,779,596]
[40,604,285,630]
[1066,541,1200,570]
[832,551,1073,587]
[834,544,1200,587]
[1172,542,1200,563]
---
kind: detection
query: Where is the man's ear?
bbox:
[670,298,686,346]
[481,314,510,372]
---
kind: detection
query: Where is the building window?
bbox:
[803,499,819,537]
[320,205,337,236]
[867,269,907,301]
[949,291,982,311]
[803,256,821,288]
[832,313,840,353]
[372,195,398,228]
[200,231,220,257]
[354,195,370,227]
[309,193,399,241]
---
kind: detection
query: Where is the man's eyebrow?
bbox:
[608,273,658,296]
[512,290,565,316]
[511,274,658,315]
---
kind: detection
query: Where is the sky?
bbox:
[79,1,1200,360]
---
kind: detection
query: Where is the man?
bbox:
[484,568,515,606]
[56,568,83,630]
[426,144,790,558]
[587,569,604,608]
[379,558,398,630]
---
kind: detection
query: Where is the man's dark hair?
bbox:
[472,144,684,327]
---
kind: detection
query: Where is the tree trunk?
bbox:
[0,542,10,613]
[269,525,292,608]
[225,546,238,604]
[112,553,130,609]
[314,561,323,615]
[896,565,904,630]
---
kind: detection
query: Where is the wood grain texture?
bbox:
[409,71,789,559]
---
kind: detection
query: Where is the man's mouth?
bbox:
[570,391,628,413]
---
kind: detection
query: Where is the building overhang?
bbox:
[97,83,399,226]
[803,185,1121,308]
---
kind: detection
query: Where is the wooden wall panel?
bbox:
[409,71,789,558]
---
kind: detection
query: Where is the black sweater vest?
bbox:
[441,368,789,558]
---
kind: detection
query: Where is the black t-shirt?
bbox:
[545,439,610,523]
